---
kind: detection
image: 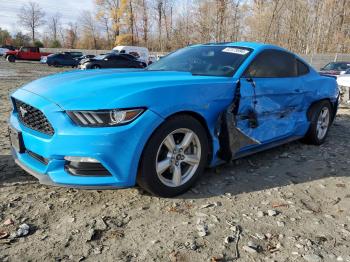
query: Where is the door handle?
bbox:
[294,89,300,93]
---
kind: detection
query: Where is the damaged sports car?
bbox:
[9,42,339,197]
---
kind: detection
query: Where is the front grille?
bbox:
[14,99,54,136]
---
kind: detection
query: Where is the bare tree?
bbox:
[18,2,45,44]
[65,22,79,48]
[80,10,100,49]
[156,0,163,50]
[48,12,62,42]
[141,0,149,44]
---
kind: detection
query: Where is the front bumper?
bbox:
[10,89,164,188]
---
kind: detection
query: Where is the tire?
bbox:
[92,65,101,69]
[137,115,209,197]
[6,55,15,62]
[302,101,332,145]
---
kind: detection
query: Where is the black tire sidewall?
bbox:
[7,55,15,62]
[138,115,209,197]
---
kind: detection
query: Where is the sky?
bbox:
[0,0,95,34]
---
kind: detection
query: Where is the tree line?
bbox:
[0,0,349,54]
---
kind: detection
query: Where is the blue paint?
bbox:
[9,42,339,188]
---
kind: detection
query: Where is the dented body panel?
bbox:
[218,43,339,162]
[9,42,339,188]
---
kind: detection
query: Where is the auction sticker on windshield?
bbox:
[222,47,249,55]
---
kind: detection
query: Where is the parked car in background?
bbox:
[337,68,350,104]
[40,56,48,64]
[5,47,52,62]
[320,61,350,76]
[1,45,16,50]
[0,45,16,56]
[112,46,149,64]
[80,53,146,69]
[74,54,95,64]
[0,47,9,56]
[9,42,339,197]
[148,55,157,65]
[45,52,83,67]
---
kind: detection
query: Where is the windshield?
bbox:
[323,62,350,71]
[95,54,110,60]
[147,46,252,77]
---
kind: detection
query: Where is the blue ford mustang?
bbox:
[9,42,339,197]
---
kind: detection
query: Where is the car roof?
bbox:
[193,41,312,65]
[196,41,289,52]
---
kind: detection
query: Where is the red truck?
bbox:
[5,47,52,62]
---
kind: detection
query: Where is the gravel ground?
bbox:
[0,59,349,262]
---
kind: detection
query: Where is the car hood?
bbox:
[20,69,233,110]
[5,50,17,55]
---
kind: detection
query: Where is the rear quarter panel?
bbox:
[304,72,339,104]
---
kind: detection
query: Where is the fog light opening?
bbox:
[64,156,100,163]
[64,157,112,177]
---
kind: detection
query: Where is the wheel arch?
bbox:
[307,98,337,123]
[165,111,213,163]
[137,110,214,179]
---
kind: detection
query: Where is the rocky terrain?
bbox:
[0,59,349,262]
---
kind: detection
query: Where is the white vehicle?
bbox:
[112,46,149,64]
[0,47,9,56]
[40,56,48,64]
[337,69,350,104]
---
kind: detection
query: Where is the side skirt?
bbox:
[233,135,303,160]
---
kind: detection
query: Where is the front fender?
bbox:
[138,82,237,166]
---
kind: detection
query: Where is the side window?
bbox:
[297,59,310,76]
[116,56,128,62]
[244,50,297,78]
[21,47,29,52]
[108,55,118,60]
[129,52,140,59]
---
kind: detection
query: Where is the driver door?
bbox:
[237,50,304,144]
[220,49,305,160]
[18,47,30,59]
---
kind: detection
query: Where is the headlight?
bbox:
[67,108,145,127]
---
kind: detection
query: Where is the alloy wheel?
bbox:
[316,107,330,140]
[155,128,201,187]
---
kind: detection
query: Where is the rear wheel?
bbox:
[302,101,332,145]
[6,55,15,62]
[137,115,209,197]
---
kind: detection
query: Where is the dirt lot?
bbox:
[0,59,349,262]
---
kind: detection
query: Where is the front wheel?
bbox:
[302,101,332,145]
[137,115,209,197]
[6,55,15,62]
[92,64,101,69]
